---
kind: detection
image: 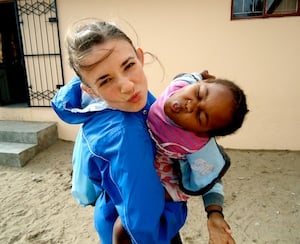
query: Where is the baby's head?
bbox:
[164,78,248,137]
[205,79,248,137]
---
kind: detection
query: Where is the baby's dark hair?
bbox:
[206,78,249,137]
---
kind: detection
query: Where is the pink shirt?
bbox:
[147,79,209,158]
[147,79,209,201]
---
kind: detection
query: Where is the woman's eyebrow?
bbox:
[93,72,112,86]
[97,74,109,81]
[121,56,134,67]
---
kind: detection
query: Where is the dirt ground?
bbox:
[0,140,299,244]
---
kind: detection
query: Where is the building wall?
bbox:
[1,0,299,150]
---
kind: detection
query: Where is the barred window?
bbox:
[232,0,300,19]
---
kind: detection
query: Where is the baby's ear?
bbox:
[80,83,97,98]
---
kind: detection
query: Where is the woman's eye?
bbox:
[99,78,112,87]
[125,62,135,70]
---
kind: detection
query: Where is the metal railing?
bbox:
[15,0,64,106]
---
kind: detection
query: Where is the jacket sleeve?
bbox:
[51,76,86,124]
[202,180,224,209]
[100,123,187,244]
[178,137,230,196]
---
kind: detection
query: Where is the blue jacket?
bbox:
[51,76,187,244]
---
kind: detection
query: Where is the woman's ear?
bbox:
[80,83,97,98]
[136,48,144,65]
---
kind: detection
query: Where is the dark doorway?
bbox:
[0,1,28,106]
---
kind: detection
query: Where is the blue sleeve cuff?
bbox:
[202,192,224,209]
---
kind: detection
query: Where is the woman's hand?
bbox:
[207,212,235,244]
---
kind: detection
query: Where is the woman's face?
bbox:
[164,80,234,137]
[79,39,148,112]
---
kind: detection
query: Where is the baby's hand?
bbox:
[207,213,236,244]
[201,70,216,80]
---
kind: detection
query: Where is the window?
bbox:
[231,0,300,19]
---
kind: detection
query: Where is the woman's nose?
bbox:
[120,78,134,94]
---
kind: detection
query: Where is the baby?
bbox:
[147,71,248,201]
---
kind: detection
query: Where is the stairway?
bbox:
[0,120,58,167]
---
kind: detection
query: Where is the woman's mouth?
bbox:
[128,92,141,103]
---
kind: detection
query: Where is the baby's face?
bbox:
[164,80,233,137]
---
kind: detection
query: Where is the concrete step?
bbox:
[0,141,37,167]
[0,120,57,152]
[0,120,58,167]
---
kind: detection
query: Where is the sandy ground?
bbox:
[0,140,299,244]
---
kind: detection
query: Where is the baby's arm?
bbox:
[178,138,230,195]
[182,137,234,242]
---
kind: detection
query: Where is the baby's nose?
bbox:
[185,99,193,112]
